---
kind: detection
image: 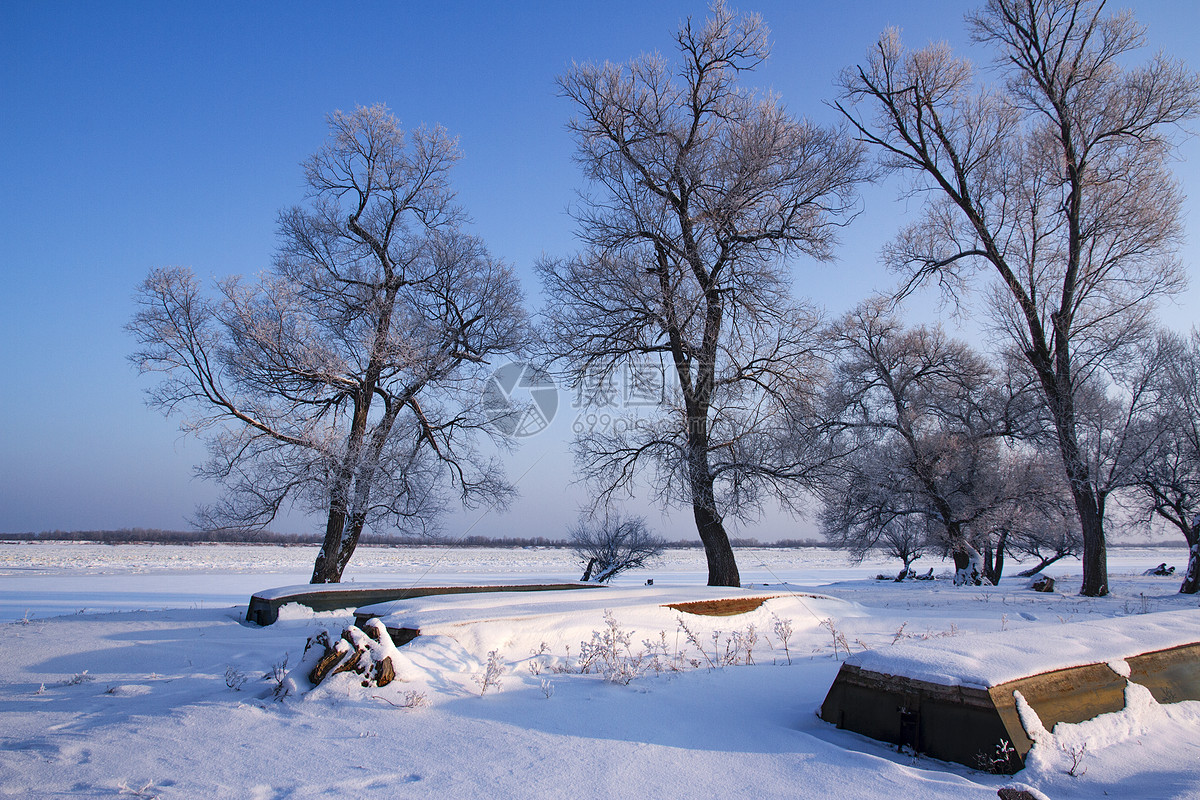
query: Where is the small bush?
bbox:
[474,650,505,695]
[771,615,793,665]
[63,671,94,686]
[266,655,290,701]
[225,667,248,691]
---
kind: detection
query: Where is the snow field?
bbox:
[0,542,1197,799]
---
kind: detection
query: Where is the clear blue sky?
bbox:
[2,1,1198,541]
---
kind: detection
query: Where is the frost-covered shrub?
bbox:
[62,671,94,686]
[771,615,793,665]
[475,650,506,695]
[578,611,646,684]
[819,618,850,660]
[974,739,1018,773]
[1060,741,1088,777]
[548,612,798,686]
[526,642,551,676]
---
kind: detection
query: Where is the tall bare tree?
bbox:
[539,3,867,586]
[837,0,1199,595]
[130,105,527,583]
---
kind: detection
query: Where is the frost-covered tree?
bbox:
[879,517,931,579]
[976,451,1079,583]
[129,105,527,583]
[1007,502,1082,578]
[540,3,867,586]
[819,301,1033,585]
[822,492,931,579]
[570,513,666,583]
[1129,330,1200,593]
[837,0,1199,595]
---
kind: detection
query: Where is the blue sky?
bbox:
[2,1,1198,541]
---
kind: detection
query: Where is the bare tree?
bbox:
[978,450,1079,582]
[837,0,1199,595]
[570,513,666,583]
[818,434,947,580]
[818,301,1032,585]
[1009,503,1082,578]
[822,487,932,579]
[1130,330,1200,593]
[880,518,931,579]
[984,324,1175,583]
[540,3,868,586]
[129,105,527,583]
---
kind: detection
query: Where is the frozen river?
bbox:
[0,540,1189,622]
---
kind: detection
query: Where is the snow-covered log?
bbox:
[306,618,402,688]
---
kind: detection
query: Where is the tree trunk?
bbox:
[1072,487,1108,596]
[1182,543,1200,595]
[983,529,1008,585]
[686,438,740,586]
[682,377,740,586]
[310,464,368,583]
[1034,391,1108,595]
[952,541,985,586]
[310,386,375,583]
[333,512,368,582]
[310,390,402,584]
[693,500,740,587]
[311,504,350,583]
[1026,315,1109,597]
[1043,391,1108,595]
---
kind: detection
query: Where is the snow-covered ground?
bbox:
[1,542,1197,799]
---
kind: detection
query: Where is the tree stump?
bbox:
[1028,575,1055,593]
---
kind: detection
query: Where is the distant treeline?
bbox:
[0,528,835,548]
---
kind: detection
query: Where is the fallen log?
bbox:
[306,618,400,688]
